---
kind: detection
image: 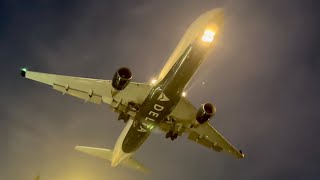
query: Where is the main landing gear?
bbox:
[118,113,130,123]
[118,102,139,123]
[164,117,179,140]
[165,131,178,141]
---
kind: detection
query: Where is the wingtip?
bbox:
[239,150,245,158]
[74,145,83,151]
[20,67,27,77]
[135,164,151,174]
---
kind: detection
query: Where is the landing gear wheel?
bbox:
[128,102,139,112]
[118,113,129,123]
[165,131,173,139]
[123,117,129,123]
[166,131,178,140]
[171,133,178,140]
[173,133,178,139]
[117,113,124,120]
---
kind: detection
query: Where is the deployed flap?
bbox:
[168,97,244,159]
[22,70,151,106]
[189,123,244,159]
[75,146,150,173]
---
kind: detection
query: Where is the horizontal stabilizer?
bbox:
[75,146,113,161]
[75,146,150,173]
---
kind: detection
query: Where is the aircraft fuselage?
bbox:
[112,38,211,166]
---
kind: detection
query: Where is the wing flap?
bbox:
[25,70,108,103]
[23,70,151,107]
[168,97,244,159]
[53,83,102,104]
[188,130,223,152]
[190,122,244,159]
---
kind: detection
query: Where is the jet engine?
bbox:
[112,67,132,90]
[196,103,216,124]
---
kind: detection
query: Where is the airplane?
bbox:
[21,8,244,173]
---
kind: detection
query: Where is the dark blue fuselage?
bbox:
[122,40,209,153]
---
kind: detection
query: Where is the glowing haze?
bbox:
[1,0,320,180]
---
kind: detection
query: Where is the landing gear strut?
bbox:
[117,102,139,123]
[165,131,178,140]
[118,112,129,123]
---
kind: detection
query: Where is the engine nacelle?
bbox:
[112,67,132,90]
[196,103,216,124]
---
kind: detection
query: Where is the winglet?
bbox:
[239,150,245,158]
[20,67,27,77]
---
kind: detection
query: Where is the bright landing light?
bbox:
[182,92,187,97]
[21,67,27,72]
[151,79,157,85]
[201,29,215,43]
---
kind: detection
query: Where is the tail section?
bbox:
[75,146,150,173]
[75,146,113,161]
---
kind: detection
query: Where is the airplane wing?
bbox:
[167,97,245,159]
[21,69,151,115]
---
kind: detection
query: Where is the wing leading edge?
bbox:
[21,69,151,106]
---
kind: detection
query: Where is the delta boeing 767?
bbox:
[21,8,244,173]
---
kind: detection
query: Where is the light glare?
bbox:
[201,29,215,43]
[182,92,186,97]
[151,79,157,85]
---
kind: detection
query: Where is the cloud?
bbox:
[1,0,319,179]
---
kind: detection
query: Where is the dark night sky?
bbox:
[1,0,320,179]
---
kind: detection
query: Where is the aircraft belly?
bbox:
[121,42,208,154]
[158,8,224,80]
[121,86,175,153]
[122,124,151,153]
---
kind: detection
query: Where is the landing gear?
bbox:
[128,102,139,112]
[164,117,179,140]
[165,131,178,140]
[118,112,129,123]
[117,102,139,123]
[171,133,178,140]
[165,131,171,138]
